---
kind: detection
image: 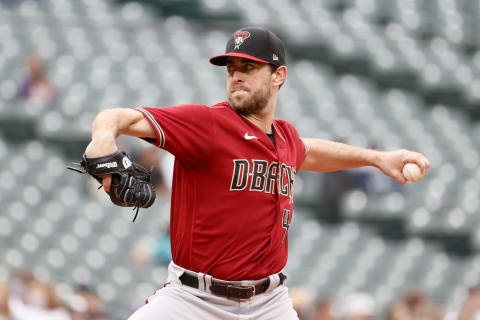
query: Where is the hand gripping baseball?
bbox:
[68,151,156,222]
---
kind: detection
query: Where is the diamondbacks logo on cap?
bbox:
[233,31,250,50]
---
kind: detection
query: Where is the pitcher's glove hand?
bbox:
[68,150,156,222]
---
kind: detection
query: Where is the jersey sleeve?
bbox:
[135,105,214,167]
[293,128,307,172]
[282,121,307,172]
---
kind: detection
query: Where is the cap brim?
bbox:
[209,52,270,66]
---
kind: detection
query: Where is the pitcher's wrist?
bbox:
[85,132,117,157]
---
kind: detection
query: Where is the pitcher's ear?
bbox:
[272,66,287,87]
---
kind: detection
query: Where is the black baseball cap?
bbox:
[209,27,286,67]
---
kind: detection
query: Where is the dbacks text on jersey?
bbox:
[230,159,295,202]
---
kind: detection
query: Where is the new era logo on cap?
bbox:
[209,27,286,67]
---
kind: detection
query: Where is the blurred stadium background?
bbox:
[1,0,480,319]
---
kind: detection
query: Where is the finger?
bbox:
[414,159,427,175]
[425,158,431,173]
[419,157,430,175]
[103,175,112,193]
[394,171,407,185]
[420,160,429,175]
[410,154,429,175]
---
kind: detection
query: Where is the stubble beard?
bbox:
[228,84,271,116]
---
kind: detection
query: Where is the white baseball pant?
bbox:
[128,261,299,320]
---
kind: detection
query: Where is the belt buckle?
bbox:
[228,284,256,301]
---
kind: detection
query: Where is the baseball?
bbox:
[402,163,424,182]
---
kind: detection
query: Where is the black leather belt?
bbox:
[179,272,286,301]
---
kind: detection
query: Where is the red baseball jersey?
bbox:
[136,102,306,281]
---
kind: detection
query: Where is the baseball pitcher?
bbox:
[80,27,430,319]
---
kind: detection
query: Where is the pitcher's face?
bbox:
[226,58,273,116]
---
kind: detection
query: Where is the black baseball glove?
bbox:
[68,150,156,222]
